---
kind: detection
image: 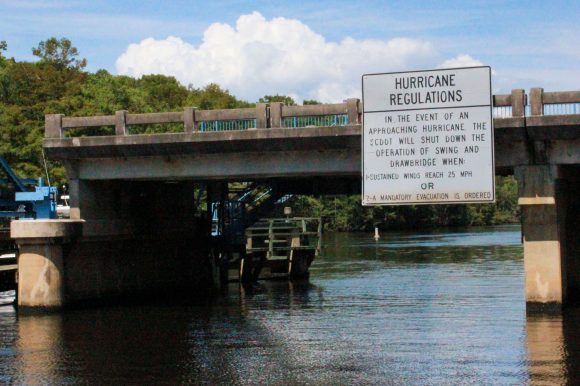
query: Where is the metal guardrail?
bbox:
[493,104,580,118]
[45,89,579,138]
[282,114,348,128]
[492,106,513,119]
[543,103,580,115]
[199,119,257,131]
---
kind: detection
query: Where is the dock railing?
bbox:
[45,89,579,138]
[245,217,322,257]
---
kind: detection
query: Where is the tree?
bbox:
[259,94,296,106]
[0,41,7,64]
[140,74,188,110]
[32,37,87,69]
[190,83,251,110]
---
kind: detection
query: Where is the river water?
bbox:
[1,225,579,385]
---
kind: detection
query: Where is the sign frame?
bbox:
[361,66,495,206]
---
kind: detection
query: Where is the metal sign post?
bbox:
[362,66,494,205]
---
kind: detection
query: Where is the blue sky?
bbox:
[1,0,578,102]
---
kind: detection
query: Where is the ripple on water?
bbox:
[0,226,574,384]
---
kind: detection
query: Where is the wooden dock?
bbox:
[223,217,322,281]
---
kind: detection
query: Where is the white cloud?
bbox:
[116,12,483,103]
[438,54,484,69]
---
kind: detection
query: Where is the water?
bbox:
[0,225,578,384]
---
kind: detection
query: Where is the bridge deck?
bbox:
[42,88,580,180]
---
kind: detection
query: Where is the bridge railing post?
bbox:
[184,107,196,132]
[530,88,544,116]
[346,98,360,124]
[115,110,127,135]
[511,89,526,117]
[256,103,268,129]
[269,102,283,128]
[45,114,63,138]
[528,88,547,163]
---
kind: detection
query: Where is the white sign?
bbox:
[362,66,494,205]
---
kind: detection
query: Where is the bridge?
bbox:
[10,87,580,312]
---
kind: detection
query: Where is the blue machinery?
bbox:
[210,184,293,246]
[0,156,57,294]
[0,157,57,220]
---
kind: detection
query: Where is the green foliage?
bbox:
[32,37,87,69]
[0,41,6,64]
[303,99,320,105]
[259,94,296,106]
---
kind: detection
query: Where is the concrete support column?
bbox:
[516,165,567,309]
[11,220,83,310]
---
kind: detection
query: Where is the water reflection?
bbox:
[525,307,580,385]
[2,226,580,384]
[526,314,566,385]
[15,315,65,385]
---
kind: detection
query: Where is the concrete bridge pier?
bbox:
[12,178,213,311]
[11,220,83,310]
[517,165,580,311]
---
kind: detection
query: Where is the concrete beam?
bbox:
[45,128,579,182]
[11,219,84,239]
[71,149,360,180]
[44,115,579,173]
[43,125,361,159]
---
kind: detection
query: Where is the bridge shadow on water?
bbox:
[0,280,329,385]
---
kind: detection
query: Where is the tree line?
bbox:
[290,176,518,231]
[0,38,519,229]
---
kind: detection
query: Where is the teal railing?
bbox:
[198,119,256,132]
[282,114,348,128]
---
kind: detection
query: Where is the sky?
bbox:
[1,0,578,103]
